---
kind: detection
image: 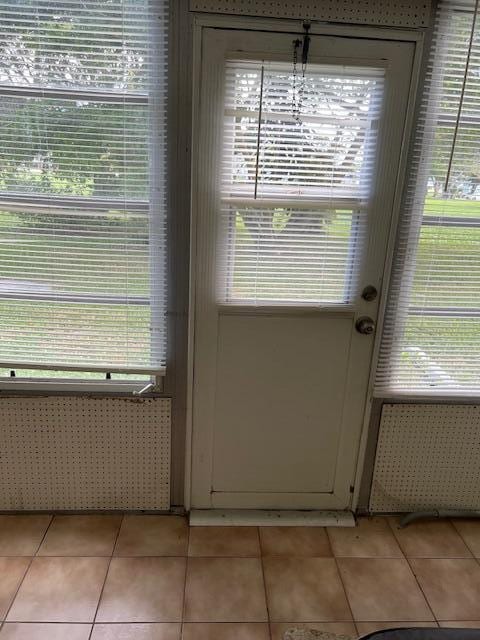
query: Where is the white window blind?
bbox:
[219,60,384,305]
[0,0,168,375]
[376,0,480,395]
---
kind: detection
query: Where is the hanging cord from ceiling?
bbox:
[292,21,311,123]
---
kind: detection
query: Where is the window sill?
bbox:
[373,393,479,404]
[0,379,164,396]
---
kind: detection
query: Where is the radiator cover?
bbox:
[0,396,171,511]
[370,403,480,513]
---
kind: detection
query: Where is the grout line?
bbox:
[385,516,408,559]
[1,515,55,630]
[255,527,272,639]
[257,527,273,640]
[111,514,125,558]
[257,525,265,558]
[325,517,407,560]
[34,515,54,556]
[87,514,124,640]
[0,622,93,626]
[403,555,437,624]
[450,519,480,561]
[324,527,334,558]
[180,520,191,637]
[333,556,356,627]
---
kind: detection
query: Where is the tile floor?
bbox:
[0,515,479,639]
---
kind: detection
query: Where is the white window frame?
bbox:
[0,4,169,393]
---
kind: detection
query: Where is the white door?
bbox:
[191,28,414,510]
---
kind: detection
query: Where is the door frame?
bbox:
[184,13,425,511]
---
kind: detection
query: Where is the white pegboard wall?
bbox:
[0,397,171,511]
[189,0,431,28]
[370,404,480,512]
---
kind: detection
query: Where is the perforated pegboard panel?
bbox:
[0,397,171,511]
[370,404,480,512]
[189,0,431,28]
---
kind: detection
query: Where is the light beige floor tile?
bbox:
[356,622,437,635]
[260,527,331,557]
[328,518,403,558]
[389,518,471,558]
[114,516,188,557]
[38,515,122,557]
[410,559,480,621]
[270,621,357,640]
[188,527,260,557]
[451,520,480,557]
[337,558,433,622]
[184,557,267,622]
[7,557,109,622]
[0,558,31,620]
[182,623,270,640]
[263,557,351,622]
[0,623,91,639]
[96,557,185,622]
[438,622,480,628]
[0,517,51,556]
[91,623,181,639]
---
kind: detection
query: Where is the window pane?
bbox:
[0,96,149,199]
[376,1,480,395]
[219,60,383,306]
[220,206,360,304]
[223,63,383,200]
[412,218,480,308]
[0,0,152,92]
[399,316,479,391]
[0,299,151,369]
[0,209,149,297]
[0,0,168,375]
[424,196,480,219]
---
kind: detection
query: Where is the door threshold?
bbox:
[189,509,355,527]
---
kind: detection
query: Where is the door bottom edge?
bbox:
[189,508,355,527]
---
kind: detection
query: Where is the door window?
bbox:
[219,60,384,305]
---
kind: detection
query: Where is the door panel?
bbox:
[213,314,351,493]
[191,28,415,509]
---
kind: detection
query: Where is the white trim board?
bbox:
[189,509,355,526]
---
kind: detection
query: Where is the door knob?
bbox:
[361,285,378,302]
[356,316,375,335]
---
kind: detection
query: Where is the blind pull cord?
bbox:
[253,64,265,200]
[443,0,479,194]
[292,21,311,123]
